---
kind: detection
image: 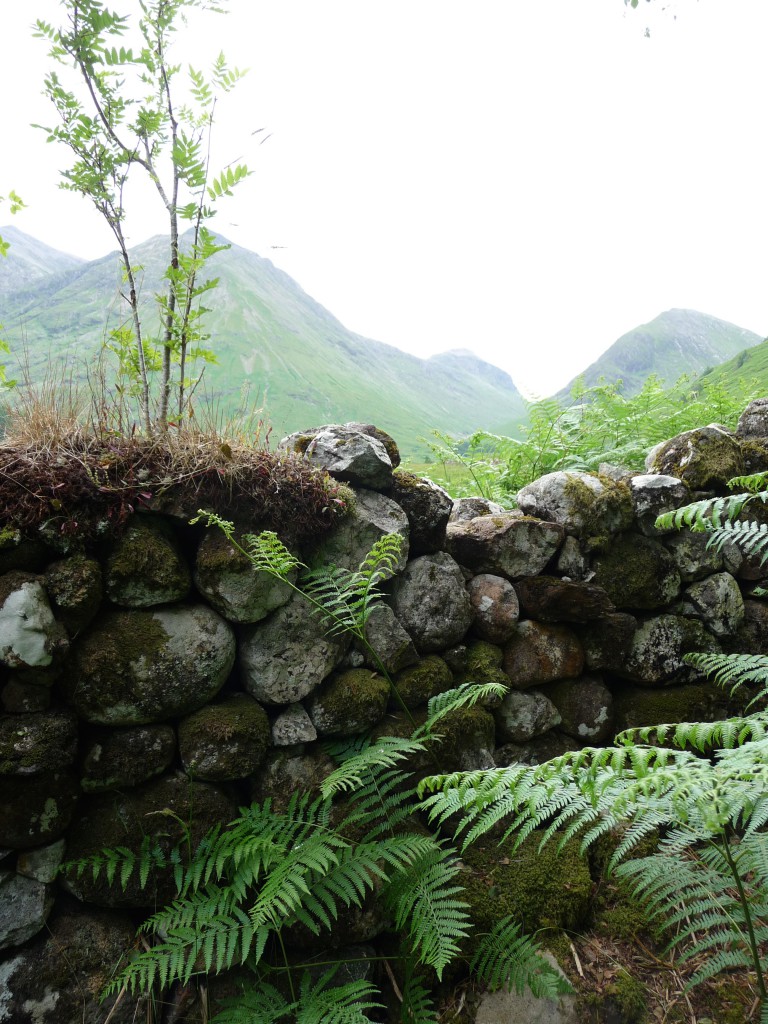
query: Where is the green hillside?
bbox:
[696,336,768,397]
[558,308,763,397]
[0,229,527,457]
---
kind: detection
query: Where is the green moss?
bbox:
[393,655,453,709]
[311,668,390,736]
[454,641,509,698]
[592,533,680,609]
[563,473,633,550]
[430,705,495,772]
[650,429,745,490]
[612,681,728,731]
[604,970,648,1022]
[461,831,592,939]
[106,518,190,601]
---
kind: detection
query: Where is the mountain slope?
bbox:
[0,230,527,456]
[558,308,763,397]
[696,336,768,396]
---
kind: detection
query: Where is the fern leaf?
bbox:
[400,971,439,1024]
[320,735,425,798]
[414,682,508,739]
[295,970,383,1024]
[471,916,572,998]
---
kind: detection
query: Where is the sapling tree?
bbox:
[34,0,250,432]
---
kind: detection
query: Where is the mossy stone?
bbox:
[307,668,390,737]
[591,533,681,610]
[392,655,453,709]
[647,425,745,490]
[105,516,191,607]
[612,681,729,732]
[44,554,103,635]
[456,640,511,695]
[562,473,633,549]
[178,694,271,781]
[461,831,592,937]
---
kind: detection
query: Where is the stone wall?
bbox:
[1,408,767,1021]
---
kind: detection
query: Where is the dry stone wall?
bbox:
[1,403,768,1020]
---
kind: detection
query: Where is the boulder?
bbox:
[555,536,590,580]
[619,614,719,685]
[736,397,768,438]
[307,668,389,737]
[494,688,561,744]
[474,953,579,1024]
[310,488,409,575]
[679,571,745,637]
[494,731,580,766]
[545,676,614,743]
[239,591,350,705]
[445,515,564,578]
[514,576,614,623]
[591,533,681,610]
[612,681,730,732]
[449,496,507,522]
[0,772,79,850]
[62,774,236,907]
[723,598,768,654]
[359,602,419,674]
[104,517,191,607]
[459,640,511,692]
[664,530,727,582]
[516,471,633,544]
[386,472,453,555]
[16,840,66,884]
[0,574,67,669]
[467,573,520,643]
[0,871,53,950]
[630,474,689,536]
[389,552,473,653]
[0,710,78,776]
[287,425,394,489]
[178,695,271,781]
[194,525,295,623]
[250,747,337,812]
[645,424,744,490]
[392,655,454,709]
[580,612,637,673]
[80,725,176,792]
[280,422,400,468]
[503,621,584,689]
[62,605,235,724]
[43,554,102,635]
[271,703,317,746]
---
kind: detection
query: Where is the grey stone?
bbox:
[387,472,453,555]
[311,488,409,575]
[16,840,66,884]
[645,423,744,490]
[494,688,561,743]
[303,426,393,488]
[271,703,317,746]
[445,515,564,578]
[736,397,768,438]
[474,953,578,1024]
[516,471,633,540]
[105,517,191,607]
[591,533,681,610]
[62,605,236,724]
[360,602,419,673]
[239,591,350,705]
[389,552,474,653]
[514,576,614,623]
[0,576,66,669]
[194,526,295,623]
[545,676,614,743]
[0,871,53,950]
[664,530,726,582]
[680,571,745,637]
[449,496,507,522]
[250,747,337,812]
[620,614,719,685]
[580,613,637,673]
[43,555,102,635]
[178,695,271,781]
[0,772,79,850]
[494,732,580,766]
[555,536,590,580]
[307,668,389,737]
[630,473,689,535]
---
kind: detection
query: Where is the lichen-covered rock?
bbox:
[612,681,730,731]
[299,425,394,488]
[178,695,271,781]
[494,688,561,743]
[359,602,418,674]
[193,526,295,623]
[555,535,590,580]
[63,605,235,724]
[580,612,637,672]
[307,668,389,737]
[445,514,563,578]
[0,897,150,1023]
[630,474,689,536]
[44,554,102,635]
[460,640,511,692]
[545,676,614,743]
[0,710,78,776]
[516,471,633,544]
[514,576,614,623]
[392,655,453,709]
[723,598,768,654]
[619,614,719,685]
[467,573,520,643]
[389,552,473,653]
[736,397,768,438]
[62,774,236,907]
[448,496,507,522]
[105,517,191,607]
[0,871,53,950]
[311,488,409,574]
[432,705,496,771]
[474,954,579,1024]
[680,571,745,637]
[503,620,584,689]
[664,530,727,582]
[387,472,453,555]
[16,840,66,884]
[591,533,681,609]
[280,422,400,468]
[0,574,67,669]
[645,424,745,490]
[271,703,317,746]
[0,772,79,849]
[239,591,350,705]
[80,725,176,792]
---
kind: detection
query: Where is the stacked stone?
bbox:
[1,406,767,1019]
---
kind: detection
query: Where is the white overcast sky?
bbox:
[2,0,767,397]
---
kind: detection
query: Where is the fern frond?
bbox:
[386,844,471,978]
[471,916,572,998]
[295,970,383,1024]
[320,735,426,798]
[654,491,754,533]
[684,652,768,705]
[211,980,289,1024]
[400,971,439,1024]
[413,682,508,740]
[357,531,405,585]
[726,472,768,493]
[241,529,304,578]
